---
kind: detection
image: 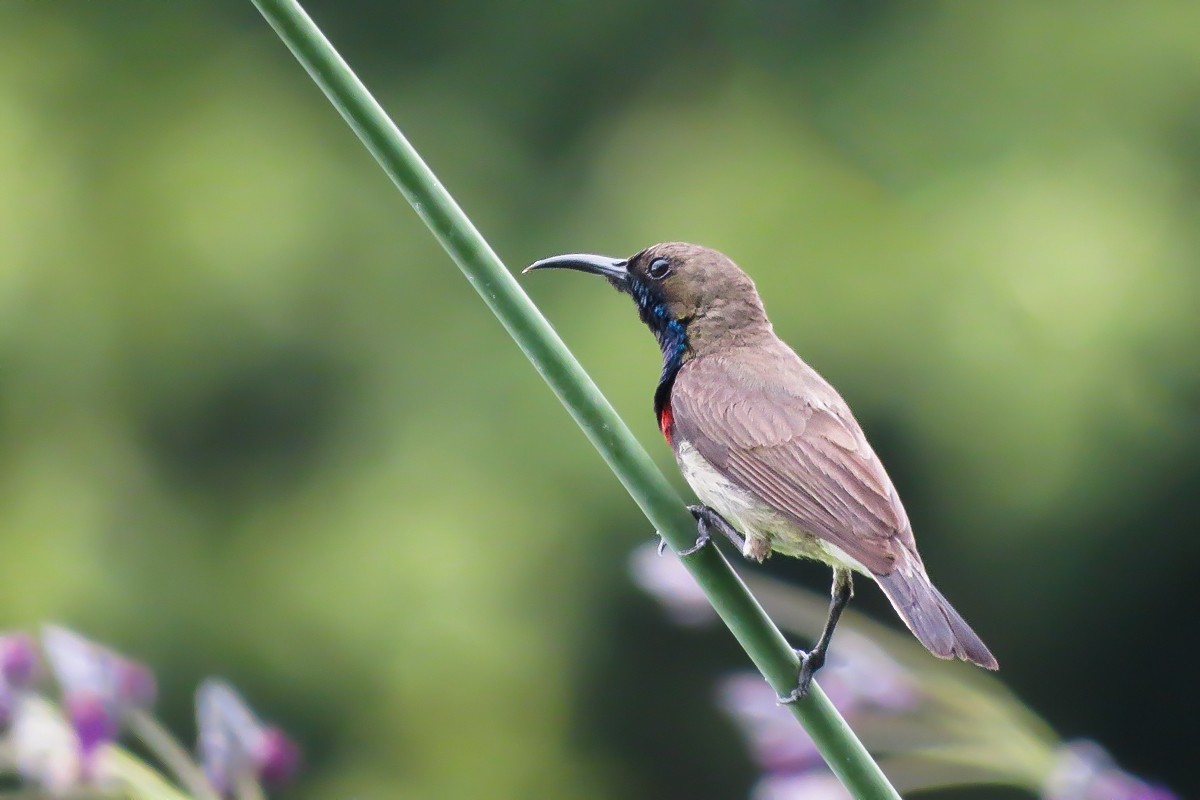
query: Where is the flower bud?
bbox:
[0,633,40,689]
[65,692,117,762]
[196,679,300,795]
[255,726,301,787]
[41,625,156,765]
[1046,742,1176,800]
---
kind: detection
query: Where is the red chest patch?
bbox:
[658,403,674,446]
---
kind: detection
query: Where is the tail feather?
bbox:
[875,568,998,670]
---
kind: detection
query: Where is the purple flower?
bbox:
[65,692,118,763]
[719,673,822,772]
[256,726,301,786]
[0,632,41,729]
[1045,742,1176,800]
[628,542,716,626]
[40,625,157,767]
[752,768,852,800]
[808,630,920,714]
[632,542,1180,800]
[718,635,921,774]
[196,679,300,795]
[0,681,11,731]
[1,633,40,689]
[116,659,157,709]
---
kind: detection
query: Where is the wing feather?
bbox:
[671,349,912,575]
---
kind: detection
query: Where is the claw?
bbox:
[656,530,711,557]
[677,529,711,557]
[688,505,747,551]
[656,506,726,557]
[778,649,823,705]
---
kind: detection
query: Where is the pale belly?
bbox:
[675,441,871,575]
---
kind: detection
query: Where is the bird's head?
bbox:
[524,242,769,356]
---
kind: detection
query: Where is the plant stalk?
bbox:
[127,709,221,800]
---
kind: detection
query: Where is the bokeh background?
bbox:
[2,1,1198,797]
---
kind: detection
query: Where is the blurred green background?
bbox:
[2,1,1198,797]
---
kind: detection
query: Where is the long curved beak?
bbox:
[522,253,629,289]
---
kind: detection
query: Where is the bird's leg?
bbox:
[780,568,854,704]
[658,505,745,556]
[684,504,746,555]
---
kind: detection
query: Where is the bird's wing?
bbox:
[670,352,911,575]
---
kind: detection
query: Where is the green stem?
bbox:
[247,1,901,797]
[126,709,222,800]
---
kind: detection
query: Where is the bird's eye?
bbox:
[647,257,672,280]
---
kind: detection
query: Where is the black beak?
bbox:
[523,253,629,290]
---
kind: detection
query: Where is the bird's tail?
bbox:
[875,567,998,670]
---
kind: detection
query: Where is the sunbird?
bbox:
[526,242,997,700]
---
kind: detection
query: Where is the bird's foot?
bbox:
[656,505,743,557]
[689,505,747,550]
[778,649,826,705]
[656,527,711,557]
[677,529,711,557]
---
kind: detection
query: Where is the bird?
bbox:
[524,242,998,701]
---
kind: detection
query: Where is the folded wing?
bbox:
[670,351,914,576]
